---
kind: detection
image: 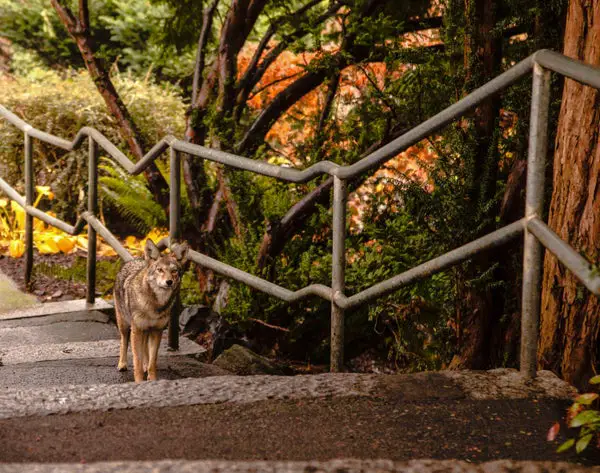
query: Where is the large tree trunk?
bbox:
[538,0,600,389]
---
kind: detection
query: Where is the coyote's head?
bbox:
[144,239,189,292]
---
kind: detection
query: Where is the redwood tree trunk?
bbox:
[538,0,600,389]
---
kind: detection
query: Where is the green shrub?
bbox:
[0,67,186,225]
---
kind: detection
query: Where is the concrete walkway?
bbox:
[0,297,218,388]
[0,370,598,466]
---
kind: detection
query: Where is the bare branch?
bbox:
[316,73,340,136]
[202,186,224,233]
[78,0,89,32]
[237,0,325,99]
[216,0,269,116]
[236,1,343,119]
[236,66,334,153]
[217,168,242,238]
[248,71,304,99]
[192,0,220,104]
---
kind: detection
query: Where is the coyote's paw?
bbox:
[117,362,128,372]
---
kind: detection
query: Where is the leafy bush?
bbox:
[0,66,185,226]
[549,375,600,454]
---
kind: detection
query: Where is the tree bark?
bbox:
[538,0,600,389]
[449,0,503,370]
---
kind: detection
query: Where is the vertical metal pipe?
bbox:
[24,131,34,288]
[521,63,551,378]
[168,147,181,350]
[330,176,347,372]
[86,137,98,304]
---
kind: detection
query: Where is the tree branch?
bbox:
[216,0,269,118]
[317,73,340,135]
[217,167,242,238]
[192,0,220,104]
[51,0,170,212]
[78,0,90,32]
[236,1,343,121]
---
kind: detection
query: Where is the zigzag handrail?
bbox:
[1,49,600,373]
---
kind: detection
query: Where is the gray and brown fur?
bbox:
[114,239,189,382]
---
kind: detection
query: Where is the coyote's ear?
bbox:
[172,242,189,265]
[144,239,160,261]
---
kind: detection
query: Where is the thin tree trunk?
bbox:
[538,0,600,389]
[449,0,503,369]
[51,0,170,212]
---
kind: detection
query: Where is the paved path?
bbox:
[0,371,598,466]
[0,297,219,388]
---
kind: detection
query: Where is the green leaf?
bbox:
[589,375,600,385]
[575,393,599,405]
[570,410,600,428]
[557,438,575,453]
[576,434,594,454]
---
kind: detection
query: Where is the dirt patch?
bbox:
[0,252,118,303]
[1,396,598,464]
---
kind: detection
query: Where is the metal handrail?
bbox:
[2,49,600,374]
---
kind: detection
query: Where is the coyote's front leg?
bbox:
[131,326,146,383]
[147,330,162,381]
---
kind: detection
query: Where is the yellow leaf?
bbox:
[97,244,117,257]
[76,235,88,250]
[9,240,25,258]
[145,228,168,243]
[125,235,139,248]
[36,186,55,200]
[34,218,46,231]
[0,198,7,207]
[56,236,76,254]
[36,238,60,254]
[10,201,25,230]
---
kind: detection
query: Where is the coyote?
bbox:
[114,239,189,382]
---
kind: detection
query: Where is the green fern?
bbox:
[99,157,166,234]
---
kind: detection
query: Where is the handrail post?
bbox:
[168,147,181,350]
[521,63,551,378]
[330,176,347,372]
[24,130,34,289]
[86,137,98,304]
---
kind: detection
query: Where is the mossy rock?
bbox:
[213,344,287,376]
[0,271,39,312]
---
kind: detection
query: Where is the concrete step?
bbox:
[0,300,211,388]
[1,459,599,473]
[0,371,596,466]
[0,357,229,389]
[0,299,113,320]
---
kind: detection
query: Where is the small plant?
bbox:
[548,375,600,454]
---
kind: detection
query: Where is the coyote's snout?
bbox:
[114,239,189,382]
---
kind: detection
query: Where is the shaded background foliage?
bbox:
[0,0,576,372]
